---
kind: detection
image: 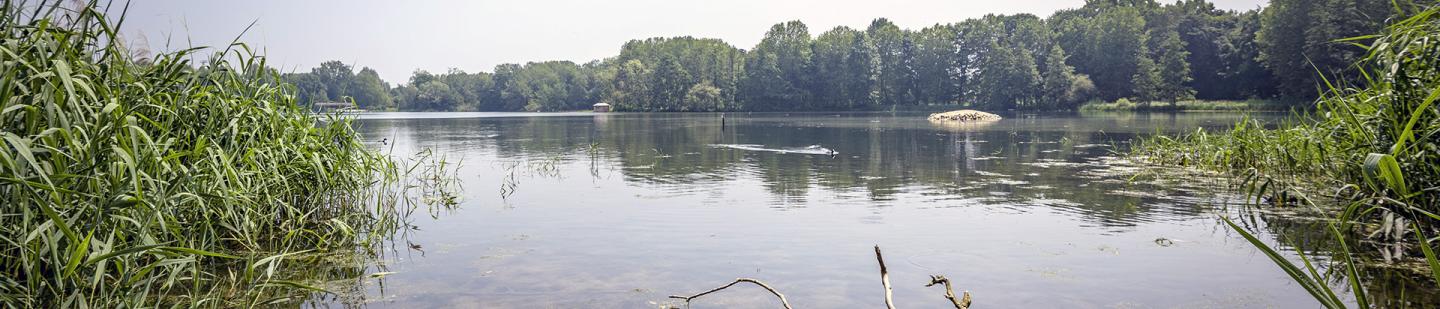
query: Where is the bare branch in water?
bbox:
[668,278,793,309]
[668,247,978,309]
[876,245,896,309]
[926,275,972,309]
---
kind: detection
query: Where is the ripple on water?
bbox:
[337,112,1374,308]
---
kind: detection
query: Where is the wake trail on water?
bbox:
[710,144,837,156]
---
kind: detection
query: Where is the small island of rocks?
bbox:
[928,110,1002,122]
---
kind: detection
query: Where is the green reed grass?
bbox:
[0,1,416,307]
[1134,4,1440,308]
[1134,4,1440,237]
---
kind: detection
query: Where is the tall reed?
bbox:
[1134,4,1439,239]
[0,1,406,307]
[1134,3,1440,308]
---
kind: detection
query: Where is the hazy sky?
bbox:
[124,0,1269,83]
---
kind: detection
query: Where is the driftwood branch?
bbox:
[669,247,977,309]
[875,245,896,309]
[926,275,972,309]
[668,278,793,309]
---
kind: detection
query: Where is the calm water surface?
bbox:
[329,111,1376,308]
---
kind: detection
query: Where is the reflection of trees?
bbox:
[355,113,1283,221]
[352,112,1436,305]
[386,113,1272,226]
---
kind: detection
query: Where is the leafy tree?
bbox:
[866,18,917,106]
[610,60,651,110]
[972,41,1040,109]
[283,73,328,107]
[1073,6,1150,101]
[608,37,743,111]
[312,60,354,101]
[416,80,460,111]
[1171,0,1230,99]
[740,21,813,111]
[1040,45,1093,109]
[912,24,961,105]
[1053,4,1153,101]
[1255,0,1313,97]
[739,53,792,111]
[684,81,725,111]
[1131,53,1164,104]
[812,26,878,110]
[488,64,528,111]
[649,56,694,111]
[1151,28,1195,103]
[285,0,1385,112]
[1258,0,1392,98]
[283,61,393,109]
[350,68,392,110]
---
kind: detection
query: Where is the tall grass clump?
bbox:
[1135,4,1440,237]
[1134,4,1440,308]
[0,1,408,307]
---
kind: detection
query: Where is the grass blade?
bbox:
[1222,217,1346,308]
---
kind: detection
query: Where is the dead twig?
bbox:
[926,275,972,309]
[876,245,896,309]
[668,278,793,309]
[669,247,977,309]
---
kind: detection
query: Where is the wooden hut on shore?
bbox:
[592,102,612,112]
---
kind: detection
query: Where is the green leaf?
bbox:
[63,232,94,277]
[1415,224,1440,286]
[1362,153,1409,196]
[51,60,79,106]
[35,201,79,245]
[84,244,164,265]
[1389,85,1440,155]
[259,280,333,295]
[157,246,242,259]
[2,133,52,186]
[1329,223,1368,308]
[1222,217,1346,308]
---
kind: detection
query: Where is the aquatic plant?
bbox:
[1135,4,1440,240]
[0,1,411,307]
[1135,4,1440,308]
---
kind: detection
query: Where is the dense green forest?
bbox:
[285,0,1413,112]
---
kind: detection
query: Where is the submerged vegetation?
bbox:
[1135,3,1440,307]
[0,2,439,307]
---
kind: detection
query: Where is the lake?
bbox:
[329,111,1417,308]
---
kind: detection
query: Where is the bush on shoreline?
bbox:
[0,3,402,307]
[1079,98,1293,111]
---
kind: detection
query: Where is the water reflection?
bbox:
[367,112,1248,226]
[333,112,1433,308]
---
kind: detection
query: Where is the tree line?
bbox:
[284,0,1418,112]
